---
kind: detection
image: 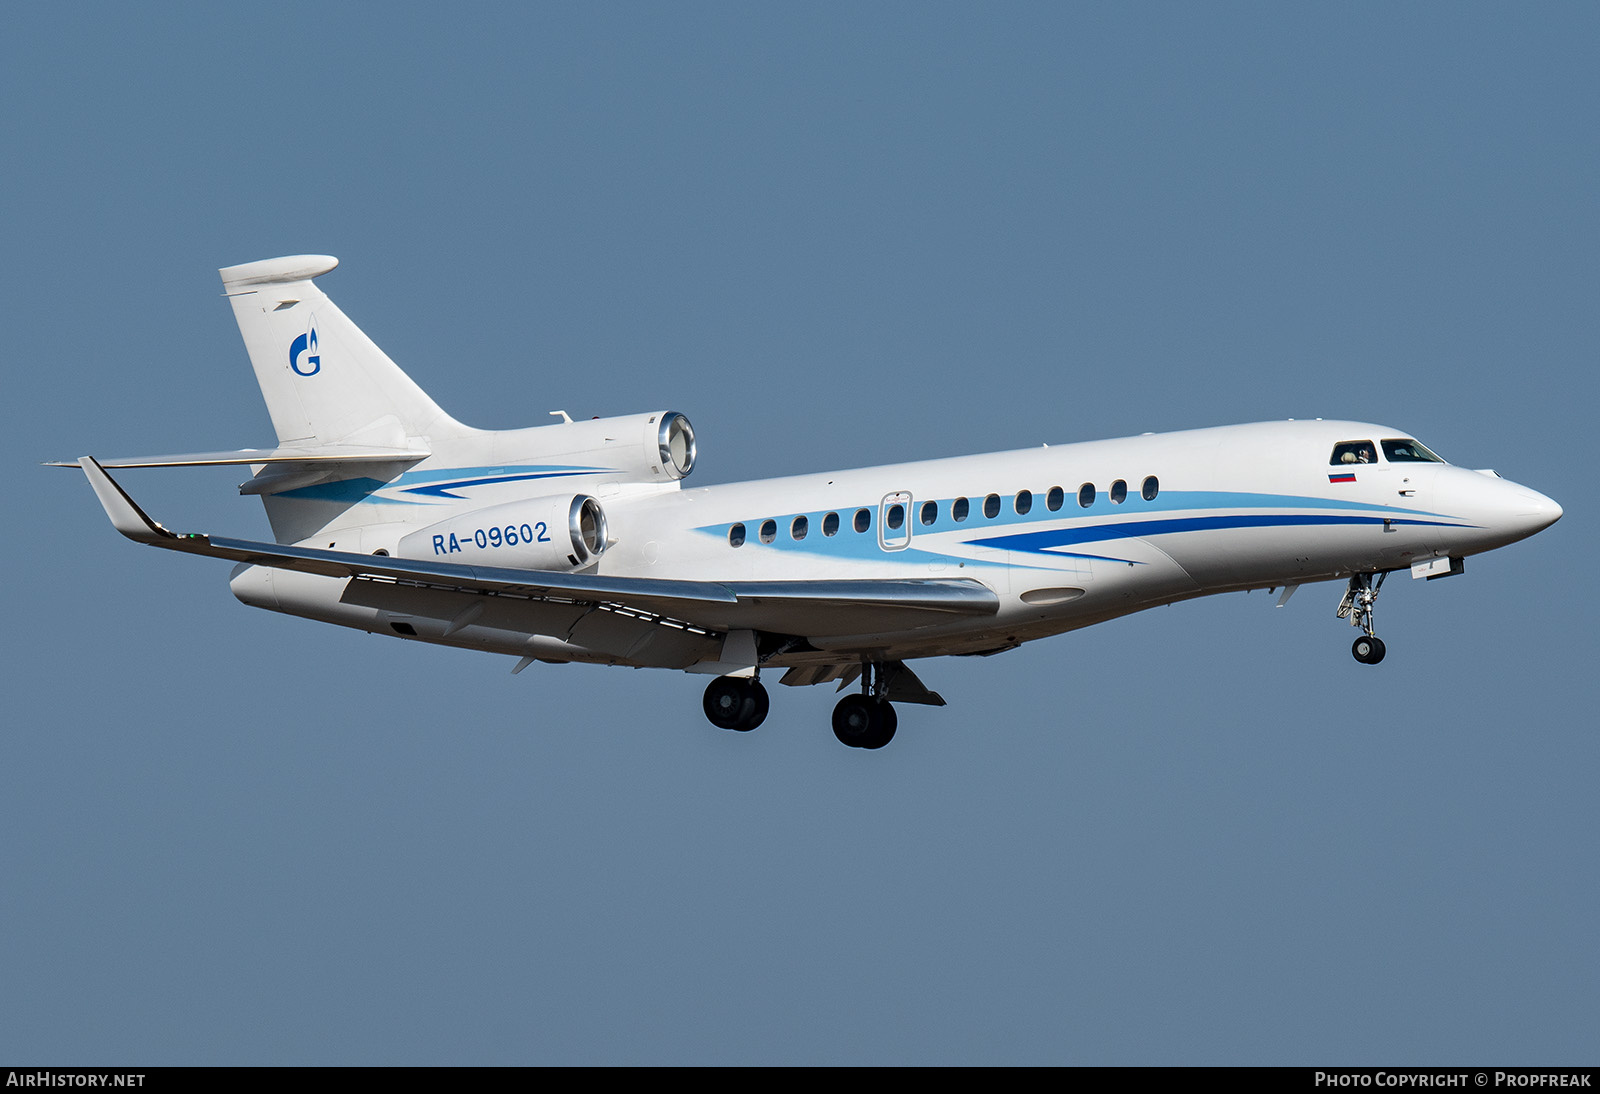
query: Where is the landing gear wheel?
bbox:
[862,701,897,750]
[831,694,873,745]
[744,681,770,730]
[832,694,897,749]
[703,677,769,731]
[1352,635,1387,665]
[703,676,746,729]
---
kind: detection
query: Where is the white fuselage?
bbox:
[230,418,1562,669]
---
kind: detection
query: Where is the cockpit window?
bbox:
[1330,440,1377,466]
[1382,439,1444,464]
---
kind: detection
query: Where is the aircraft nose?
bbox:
[1443,472,1563,548]
[1511,486,1562,535]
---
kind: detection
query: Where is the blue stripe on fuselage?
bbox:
[398,470,603,498]
[968,513,1467,555]
[273,465,613,505]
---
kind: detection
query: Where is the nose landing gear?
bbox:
[1338,572,1389,665]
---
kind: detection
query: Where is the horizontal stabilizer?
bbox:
[219,254,339,289]
[75,459,1000,638]
[47,444,430,469]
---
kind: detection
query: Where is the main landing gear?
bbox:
[832,694,897,750]
[1338,572,1388,665]
[831,663,897,750]
[701,663,901,748]
[702,674,769,731]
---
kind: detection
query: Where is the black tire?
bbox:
[704,676,754,729]
[1352,635,1387,665]
[858,701,897,750]
[832,694,875,747]
[741,681,770,731]
[833,695,896,749]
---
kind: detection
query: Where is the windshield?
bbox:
[1330,441,1377,466]
[1382,439,1445,463]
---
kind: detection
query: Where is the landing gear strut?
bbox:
[1337,572,1388,665]
[831,663,898,749]
[703,675,769,731]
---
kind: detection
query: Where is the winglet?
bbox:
[78,457,176,543]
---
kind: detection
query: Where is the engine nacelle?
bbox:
[499,410,697,483]
[398,495,608,570]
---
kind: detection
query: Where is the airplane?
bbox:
[56,254,1564,749]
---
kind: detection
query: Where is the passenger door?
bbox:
[879,491,912,551]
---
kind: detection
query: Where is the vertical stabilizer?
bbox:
[219,255,472,447]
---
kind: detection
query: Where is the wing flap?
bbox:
[780,660,946,705]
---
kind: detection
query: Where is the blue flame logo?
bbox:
[289,319,321,377]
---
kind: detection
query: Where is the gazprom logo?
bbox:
[289,319,321,377]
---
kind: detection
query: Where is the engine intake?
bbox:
[657,412,696,480]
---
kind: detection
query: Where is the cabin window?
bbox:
[1382,439,1445,463]
[920,500,938,525]
[886,503,905,531]
[983,493,1001,519]
[728,522,746,547]
[1331,440,1377,466]
[759,519,777,544]
[1141,476,1159,501]
[853,508,871,533]
[1015,489,1032,515]
[1078,483,1095,508]
[952,497,970,522]
[1110,479,1128,504]
[791,515,808,540]
[1046,486,1064,511]
[822,512,840,536]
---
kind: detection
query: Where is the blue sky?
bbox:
[3,3,1595,1064]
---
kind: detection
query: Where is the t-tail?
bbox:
[219,255,472,449]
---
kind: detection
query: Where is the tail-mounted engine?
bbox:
[504,410,696,484]
[398,495,608,571]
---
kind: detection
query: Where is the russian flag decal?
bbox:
[1329,472,1357,484]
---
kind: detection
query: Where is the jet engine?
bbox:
[502,410,696,484]
[398,494,608,571]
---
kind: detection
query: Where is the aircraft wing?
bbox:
[76,457,999,637]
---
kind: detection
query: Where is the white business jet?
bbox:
[57,256,1563,749]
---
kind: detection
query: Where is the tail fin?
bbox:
[219,255,472,448]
